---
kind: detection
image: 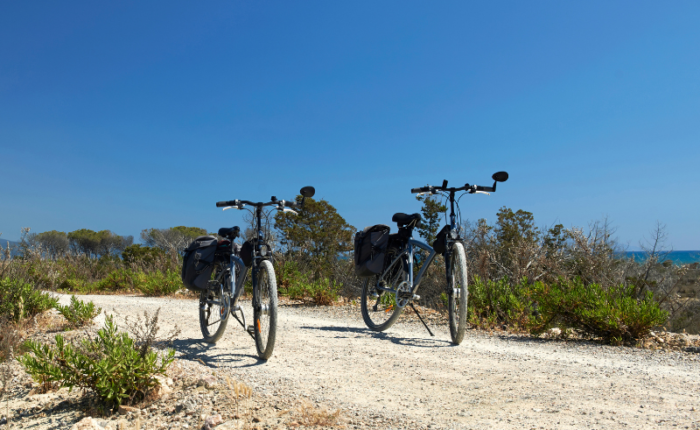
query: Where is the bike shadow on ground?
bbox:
[299,325,453,348]
[171,338,266,368]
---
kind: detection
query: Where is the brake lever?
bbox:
[282,208,298,215]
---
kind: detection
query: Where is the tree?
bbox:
[121,244,166,266]
[140,226,207,253]
[274,197,354,279]
[415,195,447,244]
[35,230,69,258]
[494,207,539,251]
[67,229,133,258]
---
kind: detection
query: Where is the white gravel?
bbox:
[52,292,700,429]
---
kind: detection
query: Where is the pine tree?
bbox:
[416,195,447,244]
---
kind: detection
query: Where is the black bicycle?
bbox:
[360,172,508,344]
[200,186,315,360]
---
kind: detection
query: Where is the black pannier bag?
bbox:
[354,224,390,277]
[432,225,449,255]
[181,236,219,291]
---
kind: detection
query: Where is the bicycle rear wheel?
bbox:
[253,260,278,360]
[361,249,406,332]
[447,242,468,345]
[199,267,230,343]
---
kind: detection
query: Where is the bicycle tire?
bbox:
[253,260,278,360]
[361,249,406,332]
[199,266,230,344]
[447,242,468,345]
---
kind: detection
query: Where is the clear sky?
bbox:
[1,1,699,250]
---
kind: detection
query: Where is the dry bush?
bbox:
[292,399,343,428]
[224,375,253,420]
[123,308,181,357]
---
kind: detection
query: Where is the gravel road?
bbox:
[58,293,700,429]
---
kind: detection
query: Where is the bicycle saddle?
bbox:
[392,213,421,227]
[218,226,240,239]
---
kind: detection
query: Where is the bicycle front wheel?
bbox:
[447,242,468,345]
[199,271,230,343]
[253,260,278,360]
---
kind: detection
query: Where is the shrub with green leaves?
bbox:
[95,268,143,292]
[56,295,101,328]
[134,270,182,296]
[121,244,166,266]
[529,277,668,343]
[0,277,58,321]
[467,276,532,329]
[18,315,174,407]
[283,278,341,305]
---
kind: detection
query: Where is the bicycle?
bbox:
[200,186,315,360]
[360,172,508,344]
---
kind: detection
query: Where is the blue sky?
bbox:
[1,1,699,250]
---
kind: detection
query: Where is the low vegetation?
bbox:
[2,195,699,343]
[0,277,57,322]
[56,295,101,329]
[18,313,175,408]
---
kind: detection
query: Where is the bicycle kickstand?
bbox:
[409,303,434,337]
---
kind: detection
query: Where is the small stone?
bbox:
[197,374,219,389]
[203,414,224,430]
[70,417,102,430]
[252,416,261,423]
[118,405,139,415]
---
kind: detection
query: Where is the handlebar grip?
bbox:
[216,200,237,207]
[284,200,298,207]
[411,186,430,194]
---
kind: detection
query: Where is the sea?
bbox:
[623,251,700,266]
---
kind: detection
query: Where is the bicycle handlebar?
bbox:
[215,198,298,209]
[216,200,238,207]
[411,181,497,195]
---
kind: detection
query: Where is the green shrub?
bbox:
[468,277,532,329]
[56,295,101,328]
[284,278,341,305]
[122,244,166,266]
[0,277,58,322]
[95,268,143,292]
[529,277,668,343]
[18,315,174,407]
[134,270,182,296]
[57,277,90,293]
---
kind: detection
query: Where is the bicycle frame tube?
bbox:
[378,239,437,295]
[229,255,249,303]
[407,239,437,293]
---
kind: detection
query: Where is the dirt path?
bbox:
[55,293,700,429]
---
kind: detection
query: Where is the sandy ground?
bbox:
[5,292,700,429]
